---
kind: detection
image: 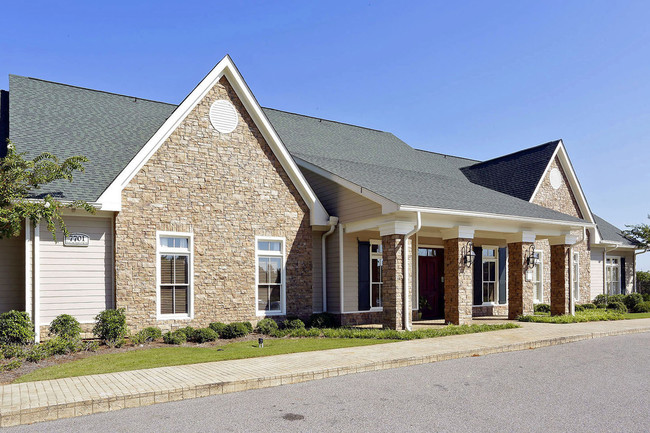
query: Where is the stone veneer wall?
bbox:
[115,76,312,332]
[532,157,591,303]
[508,242,535,319]
[551,244,571,315]
[339,311,383,327]
[381,234,406,329]
[444,238,473,325]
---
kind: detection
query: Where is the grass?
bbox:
[623,312,650,319]
[14,323,519,383]
[519,310,624,323]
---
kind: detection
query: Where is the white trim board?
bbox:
[96,55,328,226]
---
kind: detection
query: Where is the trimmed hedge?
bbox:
[281,318,305,330]
[220,322,251,339]
[0,311,35,345]
[633,301,650,313]
[624,293,644,311]
[132,327,162,344]
[49,314,81,340]
[191,328,218,343]
[93,309,128,347]
[209,322,227,337]
[534,304,550,314]
[163,330,187,345]
[255,318,279,335]
[606,301,628,314]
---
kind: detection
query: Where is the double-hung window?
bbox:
[606,257,620,295]
[482,247,497,304]
[533,251,543,303]
[572,251,580,301]
[158,233,193,317]
[256,237,285,315]
[370,240,383,309]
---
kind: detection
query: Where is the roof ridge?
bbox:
[262,106,388,134]
[9,74,178,107]
[464,140,560,169]
[413,148,480,163]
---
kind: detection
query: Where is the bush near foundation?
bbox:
[624,293,644,311]
[163,330,187,345]
[575,303,596,312]
[534,304,550,314]
[131,327,162,344]
[308,312,338,329]
[0,311,35,345]
[49,314,81,341]
[606,301,628,314]
[281,318,305,330]
[255,318,279,335]
[593,294,625,307]
[92,309,128,347]
[190,328,218,343]
[209,322,227,336]
[220,322,251,339]
[633,301,650,313]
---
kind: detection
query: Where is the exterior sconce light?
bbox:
[526,245,539,269]
[463,241,476,267]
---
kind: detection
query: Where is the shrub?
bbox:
[643,293,650,302]
[633,301,650,313]
[579,303,596,310]
[0,311,35,345]
[534,304,550,314]
[81,340,99,352]
[25,344,48,363]
[178,326,197,341]
[282,318,305,330]
[308,312,337,329]
[624,293,644,311]
[594,294,625,307]
[209,322,227,336]
[191,328,218,343]
[93,309,128,346]
[131,327,162,345]
[43,336,79,356]
[163,330,187,345]
[255,318,279,335]
[2,344,26,359]
[220,322,250,339]
[0,359,22,372]
[606,301,628,314]
[49,314,81,340]
[241,321,254,334]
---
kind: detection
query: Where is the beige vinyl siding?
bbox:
[312,231,323,312]
[590,249,604,300]
[326,226,341,313]
[343,232,359,312]
[39,216,113,324]
[0,229,25,312]
[301,168,382,223]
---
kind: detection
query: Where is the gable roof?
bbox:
[7,66,591,226]
[593,214,635,246]
[460,140,560,201]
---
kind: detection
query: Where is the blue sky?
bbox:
[2,1,648,269]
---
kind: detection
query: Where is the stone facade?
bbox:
[551,244,571,315]
[114,76,312,332]
[381,234,406,329]
[444,238,473,325]
[507,242,535,319]
[340,311,383,327]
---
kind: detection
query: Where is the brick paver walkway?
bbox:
[1,318,649,427]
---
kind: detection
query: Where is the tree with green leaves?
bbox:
[0,140,94,240]
[622,215,650,253]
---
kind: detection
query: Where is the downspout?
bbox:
[320,216,338,312]
[403,212,421,331]
[34,220,40,343]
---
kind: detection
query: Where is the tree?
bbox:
[637,270,650,283]
[622,215,650,252]
[0,140,94,240]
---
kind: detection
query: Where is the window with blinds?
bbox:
[158,234,192,316]
[256,238,284,314]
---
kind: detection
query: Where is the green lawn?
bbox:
[623,312,650,319]
[15,338,394,384]
[519,310,624,323]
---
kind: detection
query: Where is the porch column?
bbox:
[381,234,405,330]
[442,233,474,325]
[507,241,535,319]
[549,235,578,316]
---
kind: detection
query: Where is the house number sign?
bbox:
[64,233,90,247]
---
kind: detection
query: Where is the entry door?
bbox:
[418,248,444,319]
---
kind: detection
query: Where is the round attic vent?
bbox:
[209,100,238,133]
[549,168,563,190]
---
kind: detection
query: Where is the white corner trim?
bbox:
[96,55,328,226]
[528,141,595,224]
[34,220,40,343]
[505,231,537,244]
[441,226,475,240]
[339,224,345,314]
[24,220,32,325]
[379,221,420,236]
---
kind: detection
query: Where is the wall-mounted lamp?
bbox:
[463,241,476,267]
[526,245,539,269]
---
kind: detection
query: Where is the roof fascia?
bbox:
[295,157,399,214]
[528,140,595,224]
[96,56,328,226]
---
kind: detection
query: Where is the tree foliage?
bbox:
[622,215,650,252]
[0,140,94,239]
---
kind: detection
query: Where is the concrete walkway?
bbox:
[1,319,649,427]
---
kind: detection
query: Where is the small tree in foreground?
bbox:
[0,140,94,240]
[622,215,650,253]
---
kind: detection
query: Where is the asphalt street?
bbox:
[7,332,650,433]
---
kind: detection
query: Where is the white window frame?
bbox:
[572,251,580,302]
[606,256,621,295]
[255,236,286,316]
[533,251,544,304]
[156,231,194,321]
[481,246,498,305]
[369,239,383,312]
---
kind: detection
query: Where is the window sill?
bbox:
[369,307,383,312]
[257,311,285,317]
[157,314,192,321]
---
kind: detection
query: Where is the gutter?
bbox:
[403,212,421,331]
[320,216,338,312]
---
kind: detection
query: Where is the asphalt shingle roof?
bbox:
[7,75,585,224]
[593,214,635,246]
[460,141,560,201]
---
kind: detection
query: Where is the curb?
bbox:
[2,326,649,427]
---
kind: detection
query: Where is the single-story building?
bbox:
[0,56,640,340]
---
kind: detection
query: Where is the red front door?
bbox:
[418,248,444,319]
